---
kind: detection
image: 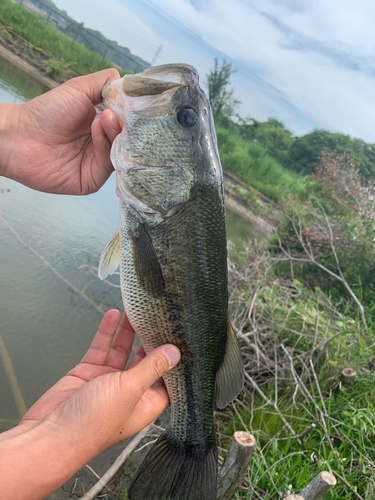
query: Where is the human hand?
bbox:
[0,310,179,500]
[0,69,122,195]
[20,309,180,452]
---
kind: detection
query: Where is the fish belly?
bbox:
[121,185,228,500]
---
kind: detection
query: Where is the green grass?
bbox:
[216,126,314,202]
[218,247,375,499]
[0,0,116,76]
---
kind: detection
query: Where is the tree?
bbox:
[206,58,240,123]
[236,116,294,166]
[289,129,375,179]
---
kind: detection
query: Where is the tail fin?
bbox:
[128,431,217,500]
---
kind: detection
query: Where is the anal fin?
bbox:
[98,229,120,280]
[216,320,244,409]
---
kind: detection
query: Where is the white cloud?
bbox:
[53,0,375,142]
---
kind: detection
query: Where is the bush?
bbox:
[216,126,311,202]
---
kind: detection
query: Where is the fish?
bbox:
[98,63,244,500]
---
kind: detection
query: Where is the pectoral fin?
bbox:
[98,230,120,280]
[216,320,244,409]
[130,223,165,299]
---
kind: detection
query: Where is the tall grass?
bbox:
[216,126,311,202]
[0,0,114,75]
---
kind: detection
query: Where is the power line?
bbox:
[135,0,342,133]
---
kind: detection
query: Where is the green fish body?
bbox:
[99,64,243,500]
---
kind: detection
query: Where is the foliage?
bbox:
[45,58,63,78]
[0,0,119,76]
[277,151,375,317]
[206,58,240,122]
[216,126,312,202]
[218,233,375,499]
[289,128,375,179]
[28,0,148,72]
[235,116,295,168]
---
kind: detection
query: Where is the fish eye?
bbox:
[176,107,198,127]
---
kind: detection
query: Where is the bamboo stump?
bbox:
[299,471,336,500]
[217,431,256,500]
[341,368,356,385]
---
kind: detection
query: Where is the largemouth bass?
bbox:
[99,63,243,500]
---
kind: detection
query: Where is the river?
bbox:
[0,53,256,497]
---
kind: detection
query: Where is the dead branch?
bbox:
[80,424,152,500]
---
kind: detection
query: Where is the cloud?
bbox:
[53,0,375,142]
[144,0,375,141]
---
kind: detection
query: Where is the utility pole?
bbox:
[151,44,163,66]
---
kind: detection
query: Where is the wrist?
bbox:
[0,419,94,500]
[0,103,23,178]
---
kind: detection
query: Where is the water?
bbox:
[0,54,256,497]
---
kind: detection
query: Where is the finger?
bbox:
[130,384,170,429]
[81,309,121,365]
[105,313,136,370]
[91,117,114,189]
[127,344,180,397]
[100,109,122,143]
[67,68,120,106]
[127,343,146,370]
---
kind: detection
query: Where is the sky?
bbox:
[51,0,375,142]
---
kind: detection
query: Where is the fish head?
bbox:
[102,63,223,218]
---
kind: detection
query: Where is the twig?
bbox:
[244,372,298,441]
[276,424,316,442]
[84,465,111,493]
[80,424,152,500]
[331,470,365,500]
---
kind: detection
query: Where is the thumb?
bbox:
[128,344,180,397]
[66,68,120,106]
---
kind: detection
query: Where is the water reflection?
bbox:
[0,54,49,103]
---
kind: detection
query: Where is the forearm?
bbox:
[0,102,23,179]
[0,420,96,500]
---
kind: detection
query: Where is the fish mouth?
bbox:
[102,64,199,101]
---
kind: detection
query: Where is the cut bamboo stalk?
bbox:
[286,496,304,500]
[341,367,356,385]
[300,471,336,500]
[217,431,256,500]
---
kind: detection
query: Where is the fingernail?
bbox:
[110,111,118,129]
[164,346,180,368]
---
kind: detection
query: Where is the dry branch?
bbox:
[217,432,256,500]
[80,424,152,500]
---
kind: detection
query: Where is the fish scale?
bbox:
[99,63,244,500]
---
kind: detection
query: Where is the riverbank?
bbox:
[223,170,281,233]
[0,42,58,89]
